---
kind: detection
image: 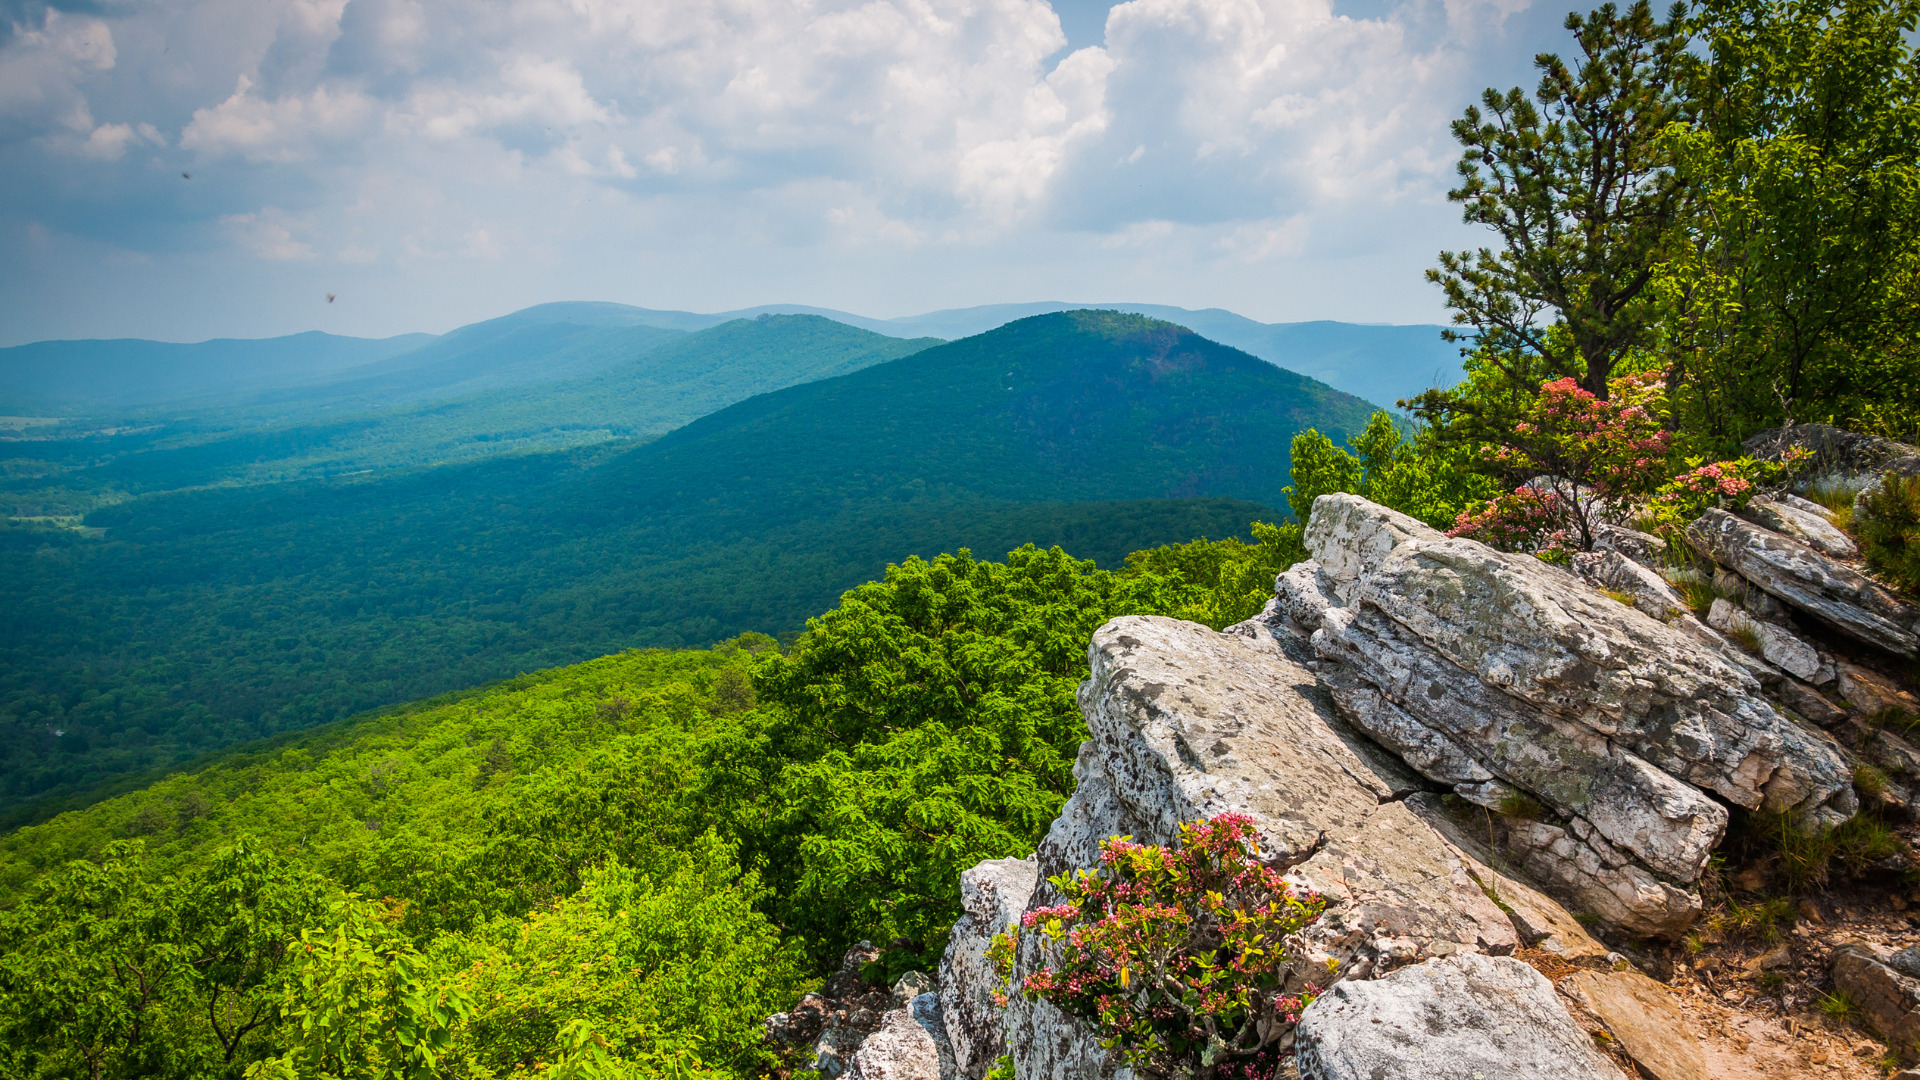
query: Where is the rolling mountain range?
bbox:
[0,311,1376,817]
[1,299,1458,417]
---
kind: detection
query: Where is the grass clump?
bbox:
[1869,707,1920,747]
[1857,472,1920,595]
[1708,897,1795,944]
[1669,570,1727,616]
[1806,478,1864,530]
[1819,990,1859,1022]
[1600,587,1638,607]
[1856,762,1893,802]
[1727,623,1765,654]
[1496,789,1545,821]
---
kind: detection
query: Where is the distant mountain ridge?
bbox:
[1,301,1459,417]
[0,331,436,413]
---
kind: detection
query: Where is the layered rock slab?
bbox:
[1688,507,1920,658]
[1313,503,1854,829]
[1293,952,1627,1080]
[1831,941,1920,1056]
[1005,615,1537,1080]
[1563,969,1707,1080]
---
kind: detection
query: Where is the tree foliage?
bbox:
[1427,0,1699,400]
[1663,0,1920,439]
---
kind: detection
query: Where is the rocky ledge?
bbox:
[782,475,1920,1080]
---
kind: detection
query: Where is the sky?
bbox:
[0,0,1581,346]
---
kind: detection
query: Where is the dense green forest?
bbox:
[0,532,1298,1080]
[0,311,1372,816]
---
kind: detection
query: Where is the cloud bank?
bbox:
[0,0,1573,343]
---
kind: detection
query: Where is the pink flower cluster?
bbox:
[990,814,1329,1080]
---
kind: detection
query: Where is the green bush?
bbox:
[1856,472,1920,594]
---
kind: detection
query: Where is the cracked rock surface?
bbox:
[1293,951,1627,1080]
[1003,614,1528,1080]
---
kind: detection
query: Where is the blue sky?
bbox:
[0,0,1577,345]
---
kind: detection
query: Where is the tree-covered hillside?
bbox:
[0,312,1367,816]
[0,529,1297,1080]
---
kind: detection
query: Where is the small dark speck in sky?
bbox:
[181,172,190,179]
[327,294,336,303]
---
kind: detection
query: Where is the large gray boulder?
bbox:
[1313,600,1726,883]
[1745,423,1920,488]
[1282,493,1859,937]
[1688,507,1920,658]
[1318,513,1854,829]
[1004,615,1530,1080]
[937,857,1036,1079]
[1293,951,1627,1080]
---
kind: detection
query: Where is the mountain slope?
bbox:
[0,312,1368,811]
[837,302,1459,409]
[0,316,938,519]
[557,300,1458,410]
[589,310,1372,524]
[0,331,437,413]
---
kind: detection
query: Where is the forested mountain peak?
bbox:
[619,308,1373,515]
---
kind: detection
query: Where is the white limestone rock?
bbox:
[937,857,1036,1079]
[1688,508,1920,658]
[1293,952,1627,1080]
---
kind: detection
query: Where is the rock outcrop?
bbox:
[1688,508,1920,658]
[804,480,1920,1080]
[1005,614,1525,1080]
[938,857,1036,1079]
[1293,952,1627,1080]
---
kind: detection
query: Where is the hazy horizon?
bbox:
[3,0,1577,347]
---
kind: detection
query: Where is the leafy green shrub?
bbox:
[996,815,1327,1080]
[1856,472,1920,594]
[1121,521,1306,629]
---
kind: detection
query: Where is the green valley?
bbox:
[0,311,1372,818]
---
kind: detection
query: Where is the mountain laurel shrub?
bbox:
[995,815,1327,1080]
